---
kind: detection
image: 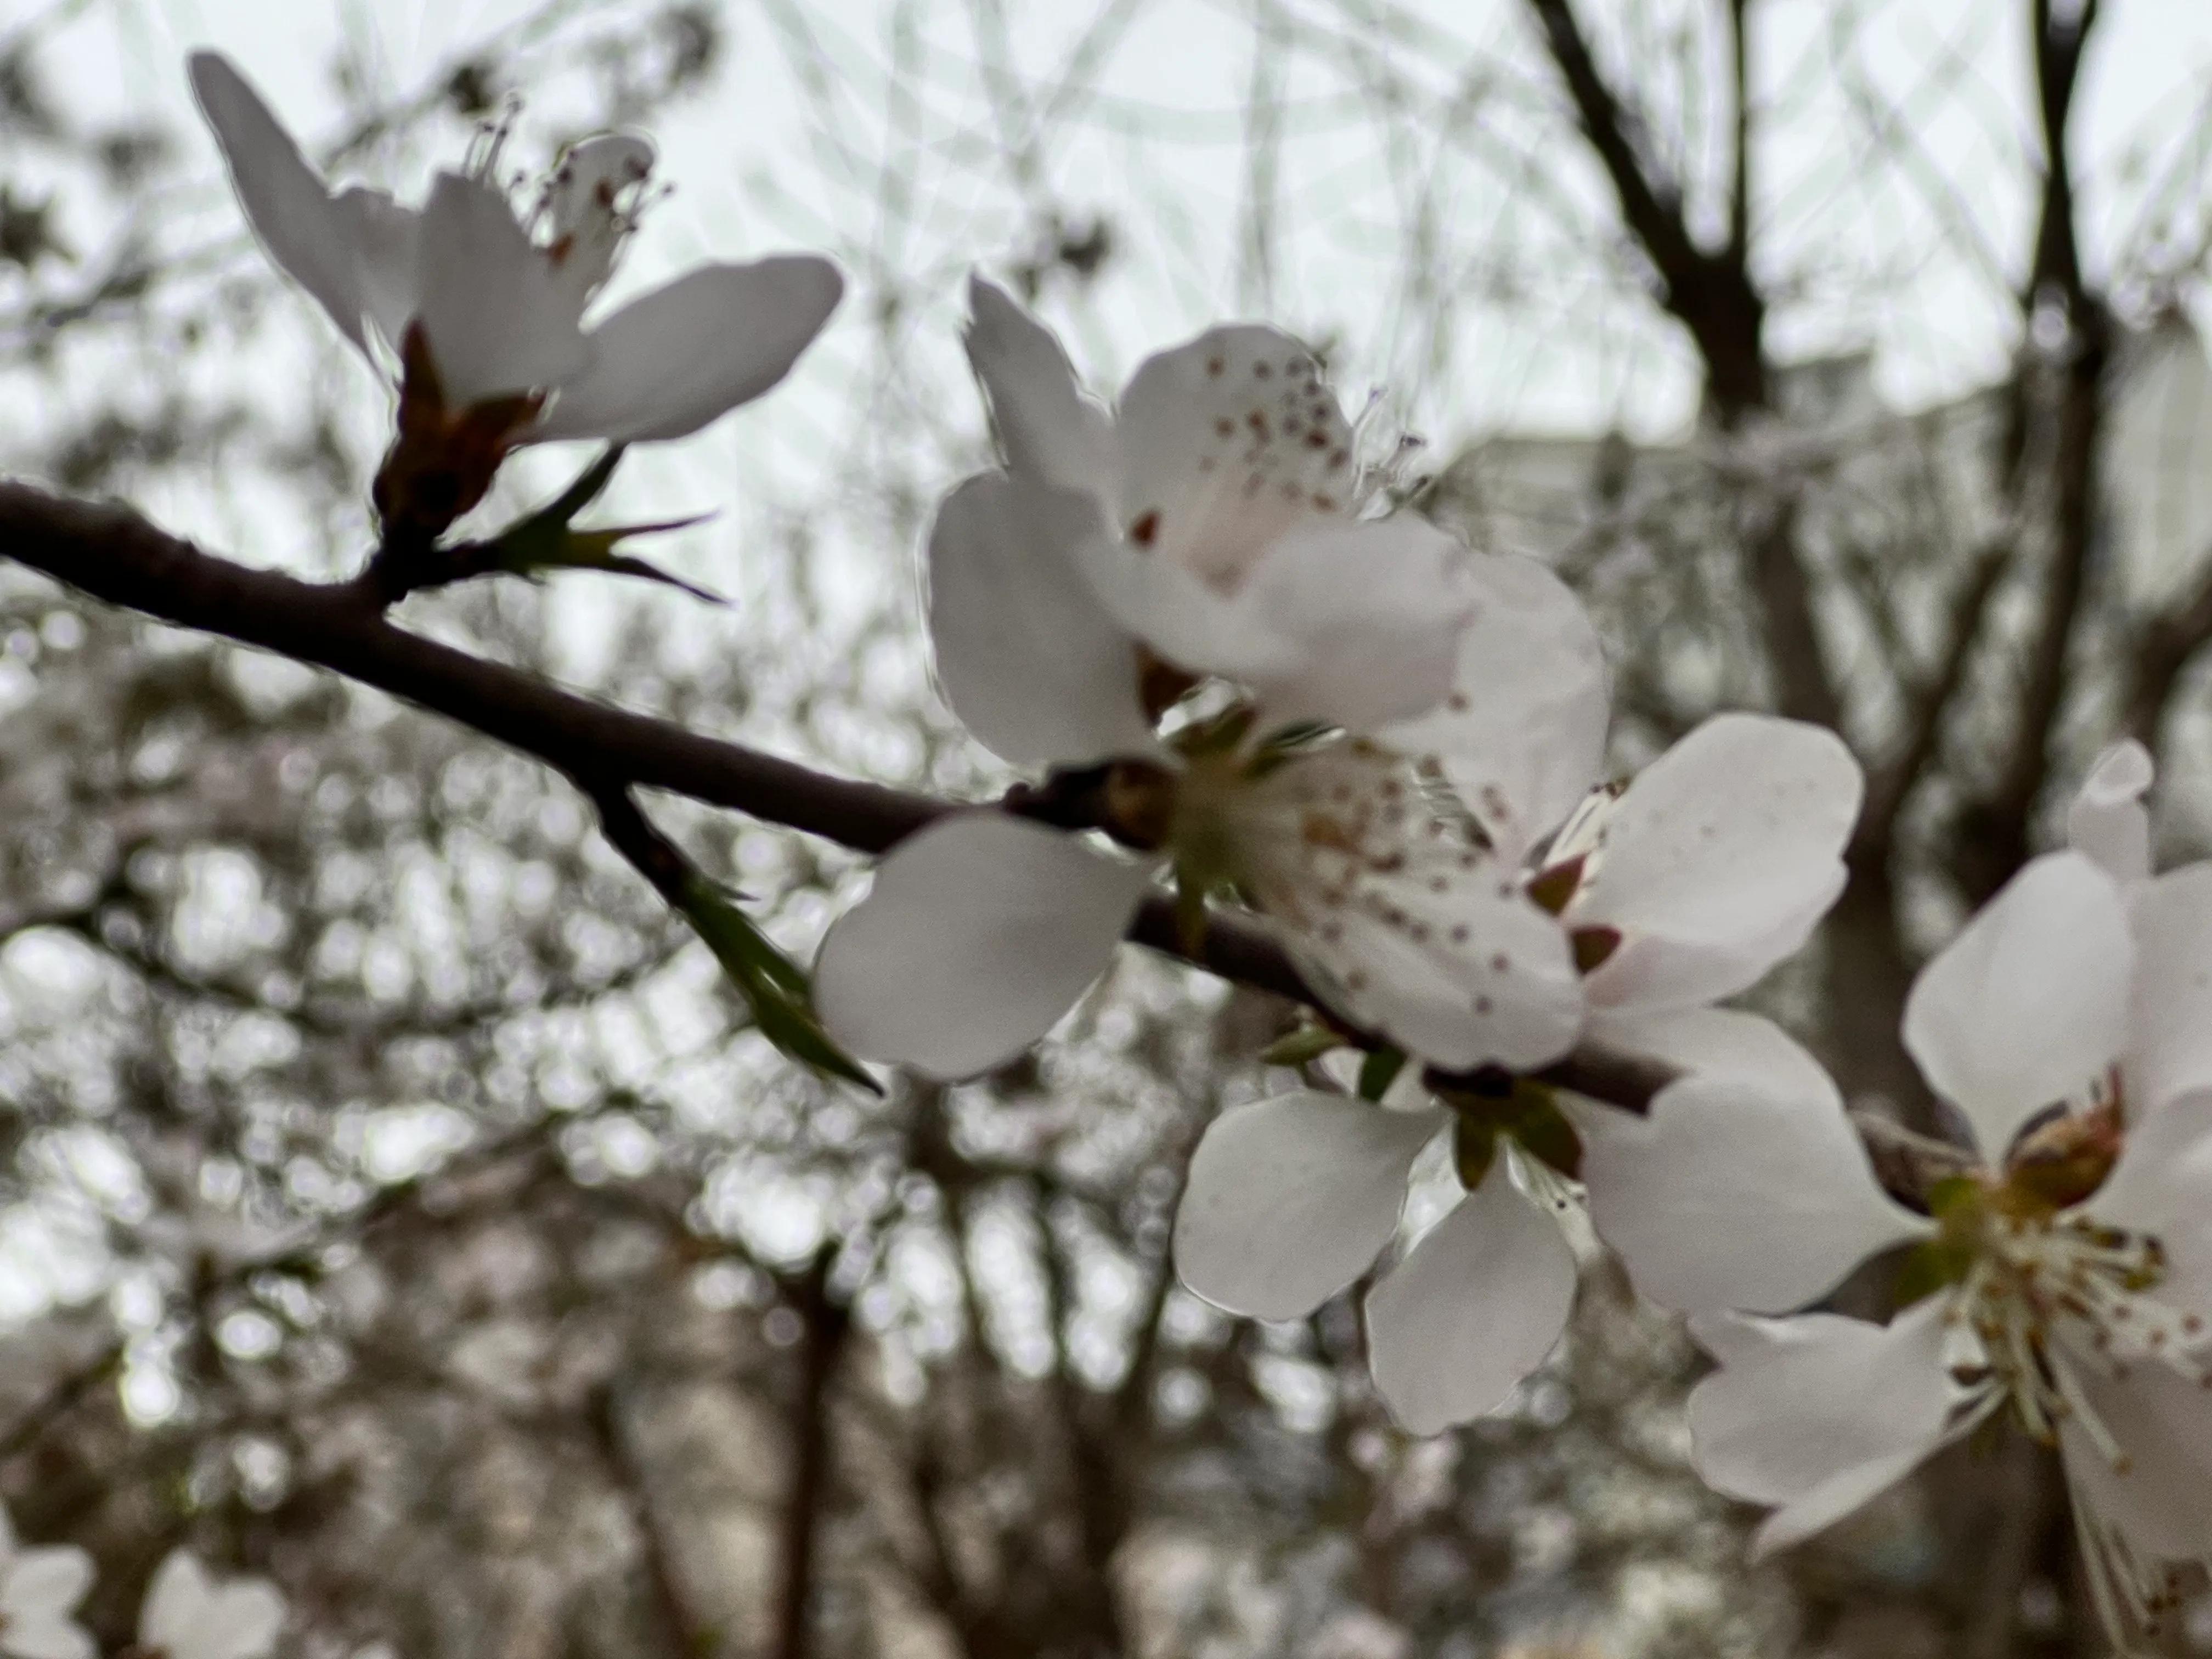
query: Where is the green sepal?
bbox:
[1357,1047,1406,1102]
[487,444,726,602]
[677,874,880,1093]
[1259,1025,1348,1068]
[1453,1115,1498,1189]
[1507,1084,1584,1180]
[1172,862,1214,958]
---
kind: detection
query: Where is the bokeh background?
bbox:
[5,0,2212,1652]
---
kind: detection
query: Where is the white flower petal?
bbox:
[1228,515,1474,730]
[329,187,419,354]
[413,173,589,407]
[1379,554,1610,862]
[535,257,843,442]
[1903,851,2132,1163]
[1575,714,1860,1013]
[1581,1075,1928,1314]
[0,1615,94,1659]
[1290,843,1582,1071]
[964,277,1117,501]
[0,1551,90,1627]
[202,1581,286,1659]
[1688,1297,1959,1553]
[2124,864,2212,1118]
[1114,324,1354,591]
[925,473,1152,768]
[1583,1005,1841,1105]
[2058,1358,2212,1561]
[1365,1164,1577,1434]
[139,1549,212,1651]
[1173,1093,1446,1321]
[2067,740,2154,884]
[188,53,368,353]
[1075,515,1472,732]
[813,815,1152,1080]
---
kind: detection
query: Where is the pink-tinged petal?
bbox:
[1380,555,1610,862]
[2067,740,2154,884]
[1365,1165,1577,1434]
[413,173,589,407]
[1903,851,2132,1163]
[1583,1006,1841,1106]
[1114,324,1354,591]
[1575,714,1860,1014]
[964,278,1117,501]
[813,815,1152,1080]
[1581,1075,1928,1315]
[535,257,843,443]
[188,53,368,354]
[1285,839,1583,1070]
[2124,865,2212,1118]
[329,187,419,354]
[1173,1093,1445,1321]
[926,473,1152,768]
[1689,1297,1960,1556]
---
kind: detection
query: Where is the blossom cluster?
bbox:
[184,49,2212,1655]
[0,1501,280,1659]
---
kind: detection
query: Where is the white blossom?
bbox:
[815,280,1592,1080]
[134,1550,285,1659]
[188,53,841,493]
[0,1504,93,1659]
[1611,834,2212,1647]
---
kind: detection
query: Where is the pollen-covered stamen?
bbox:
[1172,736,1544,1035]
[1955,1210,2212,1462]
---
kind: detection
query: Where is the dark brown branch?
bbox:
[2126,549,2212,743]
[773,1248,850,1659]
[1968,0,2109,898]
[0,479,1674,1113]
[1523,0,1768,416]
[1726,0,1752,266]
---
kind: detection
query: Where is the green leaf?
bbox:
[1259,1024,1347,1068]
[677,876,879,1093]
[1357,1047,1406,1102]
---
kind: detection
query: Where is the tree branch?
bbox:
[773,1247,850,1659]
[0,479,1678,1113]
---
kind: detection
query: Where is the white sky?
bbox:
[26,0,2212,445]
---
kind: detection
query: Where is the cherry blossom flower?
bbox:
[1376,560,1863,1062]
[1168,555,1859,1433]
[188,52,842,535]
[133,1550,285,1659]
[815,280,1590,1080]
[1605,845,2212,1646]
[0,1504,93,1659]
[1169,764,1858,1434]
